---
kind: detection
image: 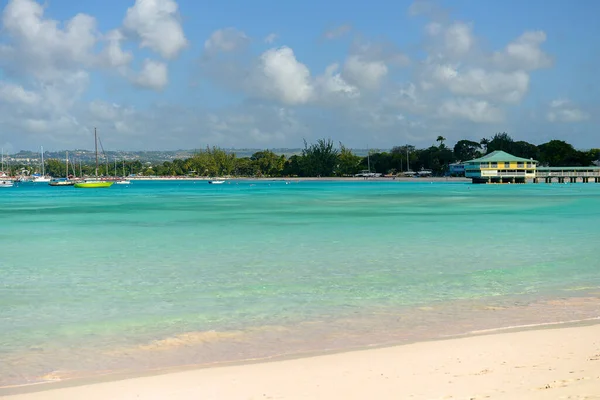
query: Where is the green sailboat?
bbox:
[74,128,114,189]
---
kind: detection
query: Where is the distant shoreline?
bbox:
[128,176,471,182]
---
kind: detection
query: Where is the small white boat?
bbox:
[32,175,52,183]
[115,179,131,185]
[48,179,75,186]
[1,150,14,187]
[208,180,225,184]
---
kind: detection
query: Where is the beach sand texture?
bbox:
[4,323,600,400]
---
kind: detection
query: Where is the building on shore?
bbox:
[464,150,600,184]
[464,151,537,184]
[448,162,465,176]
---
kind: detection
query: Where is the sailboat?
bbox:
[32,146,51,182]
[115,160,131,185]
[0,148,14,188]
[49,151,75,186]
[74,128,114,188]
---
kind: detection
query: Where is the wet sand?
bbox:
[3,323,600,399]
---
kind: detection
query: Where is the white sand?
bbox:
[4,324,600,400]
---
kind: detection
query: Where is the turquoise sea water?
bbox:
[1,180,600,387]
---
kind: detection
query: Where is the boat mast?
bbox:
[41,146,45,176]
[367,145,370,173]
[406,145,410,172]
[66,151,69,180]
[94,128,99,178]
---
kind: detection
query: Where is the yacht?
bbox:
[0,150,14,187]
[33,146,52,182]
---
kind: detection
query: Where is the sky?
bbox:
[0,0,598,152]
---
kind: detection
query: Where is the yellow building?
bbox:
[464,150,537,184]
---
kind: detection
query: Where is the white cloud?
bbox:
[0,0,592,151]
[342,55,388,90]
[0,0,98,80]
[493,31,552,71]
[547,99,589,122]
[438,98,504,123]
[264,33,278,44]
[323,24,352,40]
[444,22,474,56]
[133,60,168,90]
[205,28,250,54]
[248,46,314,105]
[429,65,529,103]
[100,30,134,68]
[0,82,40,105]
[123,0,187,59]
[315,63,359,100]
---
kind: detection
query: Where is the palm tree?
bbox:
[436,136,447,148]
[480,138,490,153]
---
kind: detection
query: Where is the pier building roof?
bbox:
[465,151,537,164]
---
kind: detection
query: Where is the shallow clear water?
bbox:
[1,180,599,386]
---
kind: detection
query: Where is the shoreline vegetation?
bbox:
[3,320,599,399]
[5,133,599,179]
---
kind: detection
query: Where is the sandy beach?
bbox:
[3,323,599,400]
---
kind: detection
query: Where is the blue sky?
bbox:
[0,0,598,152]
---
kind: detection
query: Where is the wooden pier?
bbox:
[533,167,600,183]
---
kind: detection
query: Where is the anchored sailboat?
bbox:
[32,146,51,182]
[74,128,114,189]
[49,151,75,186]
[0,148,14,188]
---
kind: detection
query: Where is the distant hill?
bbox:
[8,148,379,164]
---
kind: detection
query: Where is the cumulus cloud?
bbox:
[547,99,590,123]
[264,33,278,44]
[444,22,474,56]
[248,46,314,105]
[204,28,250,54]
[493,31,553,71]
[99,30,134,69]
[123,0,187,59]
[429,65,529,103]
[0,0,590,151]
[438,98,504,123]
[315,63,359,101]
[0,0,97,80]
[133,60,169,90]
[0,82,41,105]
[342,55,388,90]
[323,24,352,40]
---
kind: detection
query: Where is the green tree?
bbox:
[234,157,254,176]
[537,140,593,166]
[436,136,447,149]
[336,143,361,176]
[282,155,302,176]
[391,145,416,172]
[251,150,285,176]
[480,138,489,152]
[453,140,481,162]
[44,159,66,177]
[512,141,539,160]
[300,138,339,177]
[486,132,514,153]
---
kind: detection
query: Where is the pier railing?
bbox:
[535,171,600,178]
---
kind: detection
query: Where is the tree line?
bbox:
[6,133,600,178]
